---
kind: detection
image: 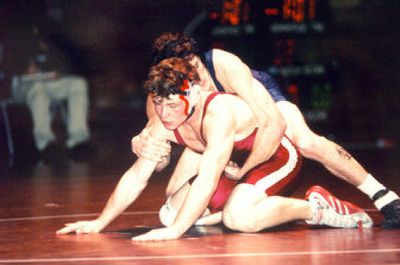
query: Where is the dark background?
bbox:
[0,0,399,156]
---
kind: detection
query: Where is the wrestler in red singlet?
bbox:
[173,92,302,212]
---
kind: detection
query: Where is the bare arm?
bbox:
[131,95,172,166]
[166,148,223,226]
[133,99,236,241]
[214,49,286,178]
[56,157,158,235]
[96,158,158,228]
[171,125,233,233]
[57,122,171,235]
[165,147,202,197]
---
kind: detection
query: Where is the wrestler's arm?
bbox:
[165,147,223,226]
[213,49,286,178]
[56,121,172,235]
[131,94,172,165]
[133,98,235,241]
[165,147,202,197]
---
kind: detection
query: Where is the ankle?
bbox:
[357,174,386,199]
[373,190,399,210]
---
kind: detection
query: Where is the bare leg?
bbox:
[277,101,367,185]
[278,103,398,192]
[276,102,400,228]
[222,184,312,232]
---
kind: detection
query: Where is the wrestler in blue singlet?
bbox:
[203,50,287,102]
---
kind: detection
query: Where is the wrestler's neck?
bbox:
[198,65,218,92]
[179,91,208,130]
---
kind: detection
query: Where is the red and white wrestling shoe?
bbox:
[305,185,373,228]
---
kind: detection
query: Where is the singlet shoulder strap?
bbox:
[203,50,225,92]
[173,129,187,146]
[200,92,221,143]
[175,92,220,146]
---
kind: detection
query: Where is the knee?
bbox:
[222,185,262,233]
[295,134,327,159]
[223,204,259,233]
[158,198,177,227]
[26,82,48,106]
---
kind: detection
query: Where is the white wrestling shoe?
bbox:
[305,185,373,228]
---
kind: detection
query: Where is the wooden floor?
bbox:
[1,121,400,264]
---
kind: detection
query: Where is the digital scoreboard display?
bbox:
[261,0,328,32]
[208,0,330,35]
[206,0,333,120]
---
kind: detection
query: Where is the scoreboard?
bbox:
[205,0,334,121]
[209,0,328,32]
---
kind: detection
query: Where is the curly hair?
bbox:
[145,58,200,98]
[152,32,200,65]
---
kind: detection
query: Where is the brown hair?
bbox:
[152,32,199,65]
[145,58,200,98]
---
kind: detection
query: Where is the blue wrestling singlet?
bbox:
[203,50,287,102]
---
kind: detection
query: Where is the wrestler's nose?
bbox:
[159,106,170,120]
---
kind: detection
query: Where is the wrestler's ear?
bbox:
[177,72,186,82]
[187,71,195,81]
[187,82,201,107]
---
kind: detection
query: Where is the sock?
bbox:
[357,174,399,210]
[305,201,321,225]
[357,174,386,199]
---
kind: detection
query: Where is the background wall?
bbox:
[0,0,399,147]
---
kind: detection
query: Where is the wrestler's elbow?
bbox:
[275,117,287,136]
[259,115,286,138]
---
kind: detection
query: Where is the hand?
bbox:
[155,154,171,172]
[224,161,242,180]
[56,220,103,235]
[131,128,171,162]
[132,227,182,241]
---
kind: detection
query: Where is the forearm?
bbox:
[169,142,230,235]
[97,162,151,229]
[237,118,286,178]
[166,148,202,196]
[170,176,217,234]
[238,77,287,177]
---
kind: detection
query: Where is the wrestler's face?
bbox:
[153,94,188,130]
[187,56,210,90]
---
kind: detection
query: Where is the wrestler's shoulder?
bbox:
[212,48,239,62]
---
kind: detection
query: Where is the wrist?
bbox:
[95,217,109,230]
[169,223,186,237]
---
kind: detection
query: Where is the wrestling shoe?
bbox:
[305,185,373,228]
[380,199,400,229]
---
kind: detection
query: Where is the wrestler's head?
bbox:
[145,58,201,130]
[152,32,201,65]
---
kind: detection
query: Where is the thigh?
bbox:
[244,137,302,196]
[45,76,79,99]
[175,173,238,214]
[276,101,316,143]
[207,174,238,213]
[225,183,267,211]
[209,137,301,213]
[43,79,66,99]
